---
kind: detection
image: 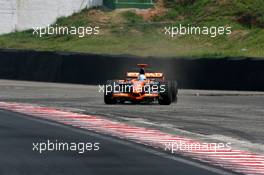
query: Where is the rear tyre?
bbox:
[158,81,172,105]
[171,80,178,103]
[104,80,117,104]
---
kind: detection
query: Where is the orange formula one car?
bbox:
[104,64,178,105]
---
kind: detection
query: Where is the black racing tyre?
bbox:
[158,81,172,105]
[104,80,117,104]
[171,80,178,103]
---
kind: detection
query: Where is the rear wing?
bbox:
[127,72,163,78]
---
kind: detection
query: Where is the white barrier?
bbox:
[0,0,102,35]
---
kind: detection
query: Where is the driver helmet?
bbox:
[139,74,146,81]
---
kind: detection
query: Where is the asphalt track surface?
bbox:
[0,109,224,175]
[0,80,263,174]
[0,80,263,148]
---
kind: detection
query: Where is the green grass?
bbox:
[0,1,264,58]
